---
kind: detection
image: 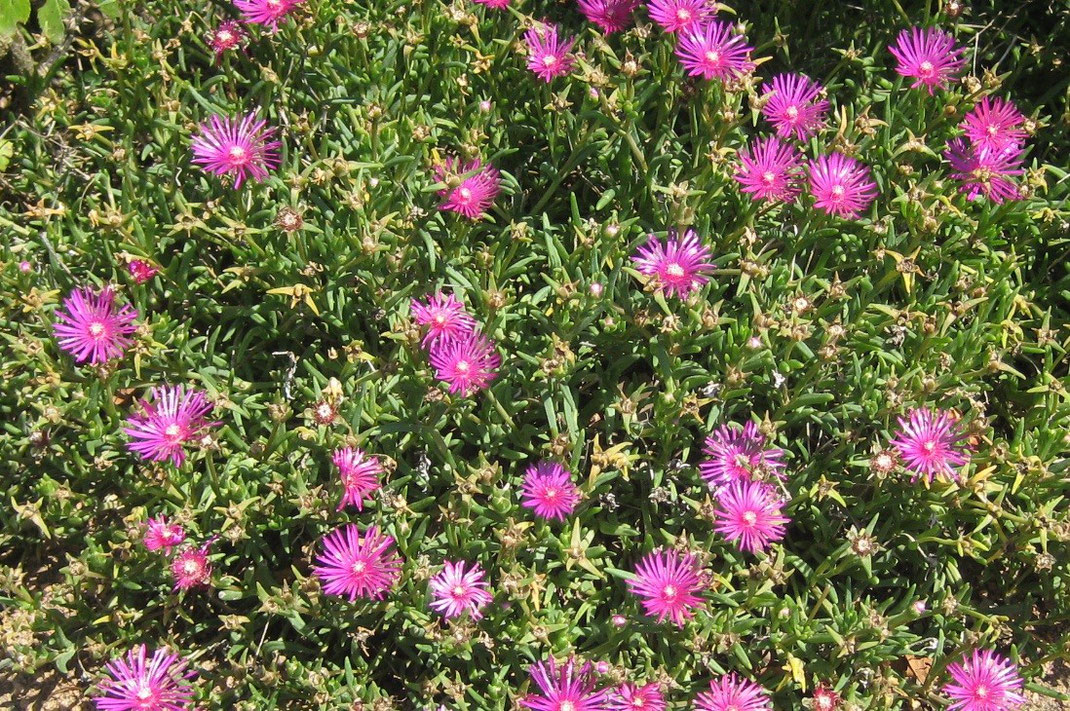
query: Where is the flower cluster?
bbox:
[411,291,501,396]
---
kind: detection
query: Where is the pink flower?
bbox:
[525,24,576,83]
[889,407,971,482]
[733,136,804,204]
[943,649,1026,711]
[312,524,402,601]
[760,73,829,140]
[232,0,301,31]
[123,385,217,467]
[428,560,493,619]
[811,684,841,711]
[144,516,186,554]
[577,0,639,34]
[522,657,610,711]
[127,260,159,284]
[52,286,138,365]
[521,461,580,521]
[700,421,786,487]
[626,550,704,626]
[961,97,1027,154]
[333,447,383,511]
[647,0,713,34]
[171,542,213,591]
[631,229,715,299]
[944,138,1023,204]
[190,112,280,189]
[93,644,195,711]
[675,21,753,81]
[410,292,477,347]
[609,683,666,711]
[807,152,878,219]
[428,332,500,396]
[208,20,247,59]
[472,0,509,8]
[694,674,771,711]
[888,26,965,94]
[713,480,789,553]
[434,157,501,220]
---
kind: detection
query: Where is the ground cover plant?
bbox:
[1,0,1069,708]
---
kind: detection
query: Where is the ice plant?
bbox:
[170,542,213,591]
[647,0,712,34]
[472,0,509,8]
[733,136,804,204]
[333,447,383,511]
[127,260,159,284]
[232,0,301,31]
[760,73,829,140]
[410,292,477,347]
[524,24,576,83]
[207,20,247,59]
[694,674,772,711]
[609,683,666,711]
[522,656,610,711]
[807,152,878,219]
[626,550,704,626]
[674,20,753,81]
[631,230,715,299]
[700,421,787,487]
[428,332,500,396]
[961,97,1028,153]
[577,0,640,34]
[521,460,580,521]
[190,112,280,189]
[93,644,195,711]
[428,560,493,619]
[942,649,1026,711]
[888,26,965,94]
[890,407,971,481]
[811,684,841,711]
[713,480,790,553]
[434,157,501,219]
[312,524,402,601]
[944,138,1023,204]
[123,385,217,467]
[144,516,186,554]
[52,286,138,365]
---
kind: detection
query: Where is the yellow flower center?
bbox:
[676,8,691,21]
[88,321,105,337]
[743,511,758,526]
[666,262,685,278]
[543,55,558,67]
[452,585,466,597]
[786,105,799,120]
[704,50,720,63]
[352,560,366,574]
[456,360,470,373]
[663,585,677,599]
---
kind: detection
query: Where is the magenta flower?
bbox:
[944,138,1023,204]
[207,20,247,59]
[190,112,280,189]
[609,683,666,711]
[675,21,753,81]
[428,560,493,619]
[943,649,1026,711]
[472,0,509,8]
[434,157,501,219]
[411,292,477,347]
[312,524,402,601]
[734,136,804,204]
[626,550,705,626]
[127,260,159,284]
[93,645,195,711]
[171,542,213,591]
[631,229,715,299]
[647,0,712,34]
[577,0,640,34]
[333,447,383,511]
[52,286,138,365]
[123,385,217,467]
[428,332,500,396]
[888,26,965,94]
[713,480,789,553]
[889,407,971,482]
[807,152,878,219]
[700,421,786,487]
[760,73,829,140]
[694,674,772,711]
[522,657,610,711]
[961,97,1027,154]
[144,516,186,554]
[811,685,842,711]
[521,461,580,521]
[232,0,301,31]
[525,24,576,83]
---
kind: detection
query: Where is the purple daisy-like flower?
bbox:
[428,560,493,619]
[93,644,195,711]
[521,460,581,521]
[411,292,478,347]
[626,549,705,626]
[144,515,186,555]
[333,447,383,511]
[700,421,787,487]
[609,683,666,711]
[961,97,1028,154]
[944,138,1024,204]
[171,542,213,592]
[760,73,830,140]
[434,157,502,220]
[648,0,713,34]
[190,112,280,189]
[675,20,753,81]
[734,136,804,204]
[472,0,509,8]
[808,152,878,219]
[207,20,247,60]
[713,480,790,553]
[694,674,772,711]
[942,649,1026,711]
[890,407,971,482]
[123,385,218,467]
[631,229,715,299]
[52,286,139,365]
[525,23,577,83]
[428,332,500,396]
[522,657,611,711]
[312,524,403,601]
[888,26,966,94]
[232,0,302,31]
[577,0,640,34]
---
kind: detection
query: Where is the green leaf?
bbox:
[38,0,70,43]
[0,140,12,172]
[0,0,30,35]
